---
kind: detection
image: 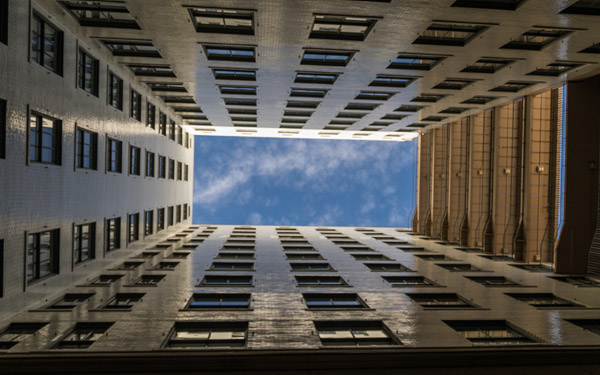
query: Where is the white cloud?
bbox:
[247,212,262,225]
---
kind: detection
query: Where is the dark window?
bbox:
[144,210,153,236]
[490,80,539,92]
[77,49,99,96]
[76,128,97,170]
[290,263,333,271]
[168,159,175,179]
[216,252,255,260]
[383,276,439,287]
[223,98,256,106]
[407,293,476,309]
[0,98,6,159]
[414,253,453,260]
[286,253,324,260]
[509,263,553,272]
[129,146,141,175]
[176,204,182,222]
[169,121,176,141]
[128,213,139,243]
[102,293,144,309]
[74,223,95,264]
[287,101,320,109]
[108,72,123,110]
[101,39,161,57]
[437,263,482,272]
[462,95,498,105]
[199,275,253,286]
[165,322,247,349]
[411,93,446,103]
[89,274,123,286]
[310,15,377,41]
[505,293,583,308]
[388,53,447,70]
[355,91,393,100]
[351,254,392,261]
[184,203,189,220]
[29,112,62,165]
[163,96,195,104]
[26,229,59,283]
[452,0,526,10]
[107,138,122,173]
[444,320,536,346]
[131,274,165,286]
[301,50,354,66]
[0,323,47,350]
[370,74,416,87]
[157,208,165,231]
[213,68,256,81]
[47,293,93,310]
[128,64,176,77]
[145,151,155,177]
[560,0,600,14]
[115,261,142,270]
[565,319,600,336]
[106,217,120,251]
[527,61,583,77]
[290,88,327,98]
[466,276,523,287]
[0,0,7,45]
[304,293,367,309]
[130,90,142,121]
[461,57,514,73]
[184,164,189,181]
[365,263,413,272]
[187,294,250,309]
[296,275,348,286]
[204,45,256,62]
[158,112,167,136]
[345,103,379,111]
[440,107,471,114]
[549,276,600,287]
[414,21,487,46]
[189,8,254,35]
[501,28,570,50]
[147,82,187,92]
[153,261,179,270]
[58,0,139,28]
[395,104,424,112]
[55,323,113,349]
[158,155,166,178]
[294,72,339,84]
[219,85,257,95]
[31,13,63,75]
[167,206,174,226]
[433,78,476,90]
[315,321,399,346]
[209,262,253,271]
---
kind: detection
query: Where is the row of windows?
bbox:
[6,317,600,350]
[26,12,191,147]
[22,206,189,286]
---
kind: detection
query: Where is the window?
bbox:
[163,96,195,104]
[46,293,93,310]
[440,107,471,114]
[502,28,570,50]
[158,155,166,178]
[168,159,175,179]
[301,49,354,66]
[290,262,334,271]
[75,128,97,170]
[219,85,257,95]
[0,0,7,45]
[58,0,139,28]
[165,322,247,349]
[169,252,190,259]
[370,74,416,88]
[509,263,553,272]
[395,105,424,112]
[209,262,254,271]
[102,293,144,309]
[204,45,256,62]
[0,323,47,350]
[128,213,139,243]
[176,205,182,223]
[414,21,487,46]
[144,151,155,177]
[549,276,600,287]
[184,203,189,220]
[107,138,122,173]
[26,229,59,284]
[129,146,141,175]
[101,38,160,57]
[565,319,600,336]
[452,0,526,10]
[465,276,523,287]
[29,112,62,165]
[388,53,447,70]
[296,276,348,286]
[345,103,379,111]
[169,121,176,141]
[177,126,183,145]
[527,61,583,77]
[490,80,539,92]
[128,64,176,77]
[74,223,95,264]
[286,253,324,260]
[106,217,120,251]
[355,91,393,101]
[216,252,255,260]
[315,321,398,346]
[433,78,477,90]
[505,293,583,308]
[108,72,123,110]
[157,208,165,231]
[77,49,99,96]
[213,68,256,81]
[147,82,187,92]
[88,274,123,286]
[462,95,498,105]
[414,254,453,261]
[55,323,113,349]
[177,162,183,180]
[199,275,253,286]
[115,261,142,270]
[294,72,339,84]
[383,276,440,287]
[187,294,250,309]
[223,98,256,106]
[184,164,189,181]
[444,320,536,346]
[189,8,254,35]
[131,274,165,286]
[365,263,413,272]
[304,294,367,309]
[437,263,482,272]
[310,15,377,41]
[130,89,142,121]
[158,112,167,136]
[167,206,174,226]
[153,261,179,270]
[290,88,327,98]
[144,210,153,236]
[411,93,446,102]
[0,98,5,159]
[31,13,63,75]
[406,293,476,309]
[461,57,514,73]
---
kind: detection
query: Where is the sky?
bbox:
[192,136,417,227]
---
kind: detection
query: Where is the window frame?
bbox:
[75,127,98,170]
[73,222,95,265]
[106,137,122,173]
[108,71,123,110]
[314,320,399,346]
[144,210,153,236]
[106,217,121,252]
[145,150,155,177]
[129,145,141,176]
[26,229,60,284]
[130,89,142,121]
[77,48,99,96]
[128,213,139,243]
[31,12,64,75]
[29,111,62,165]
[185,294,251,310]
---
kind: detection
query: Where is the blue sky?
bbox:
[192,136,417,227]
